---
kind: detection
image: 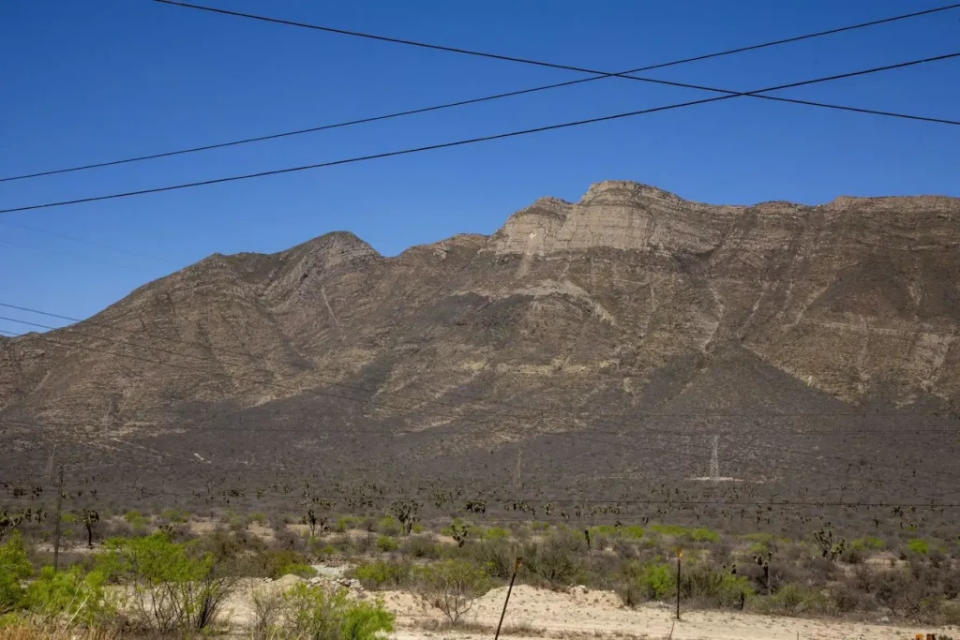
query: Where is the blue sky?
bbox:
[1,0,958,329]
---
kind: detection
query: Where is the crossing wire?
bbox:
[4,1,959,183]
[2,50,959,216]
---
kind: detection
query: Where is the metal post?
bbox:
[494,557,522,640]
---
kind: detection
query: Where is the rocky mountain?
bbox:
[1,181,958,522]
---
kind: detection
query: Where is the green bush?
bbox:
[908,538,930,555]
[375,517,401,537]
[282,563,318,579]
[465,538,516,580]
[376,535,398,553]
[683,564,753,607]
[22,565,113,625]
[852,536,885,551]
[619,561,676,605]
[240,549,314,579]
[281,582,394,640]
[98,532,232,633]
[649,524,718,543]
[334,516,359,533]
[0,533,32,613]
[752,583,834,615]
[401,535,440,559]
[123,510,149,532]
[482,527,510,541]
[522,529,585,586]
[351,560,410,590]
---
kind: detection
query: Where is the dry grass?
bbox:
[0,623,121,640]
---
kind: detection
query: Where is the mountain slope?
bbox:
[1,181,958,522]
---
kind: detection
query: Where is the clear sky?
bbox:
[1,0,958,330]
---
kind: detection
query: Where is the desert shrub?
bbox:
[98,532,232,633]
[828,580,871,613]
[464,538,516,580]
[752,583,834,615]
[351,560,410,590]
[414,559,491,624]
[375,536,398,553]
[251,588,284,640]
[852,536,885,551]
[649,524,718,543]
[0,619,121,638]
[839,544,866,564]
[281,582,393,640]
[251,549,314,579]
[908,538,930,555]
[522,528,585,587]
[22,566,114,626]
[334,516,359,533]
[618,561,675,605]
[683,564,753,608]
[120,511,149,536]
[375,517,401,537]
[481,527,510,541]
[0,533,32,613]
[401,535,440,559]
[159,509,190,524]
[942,600,960,625]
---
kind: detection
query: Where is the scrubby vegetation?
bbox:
[2,496,960,637]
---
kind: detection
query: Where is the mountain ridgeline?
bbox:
[2,181,959,529]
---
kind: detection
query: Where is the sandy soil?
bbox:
[218,572,958,640]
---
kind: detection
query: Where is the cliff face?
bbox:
[1,181,958,485]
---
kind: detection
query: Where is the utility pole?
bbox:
[709,435,720,480]
[53,465,64,572]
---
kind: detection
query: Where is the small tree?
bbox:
[813,528,847,562]
[98,532,233,633]
[0,511,25,541]
[415,559,491,625]
[449,520,470,548]
[390,500,421,536]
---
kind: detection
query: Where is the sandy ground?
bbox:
[217,572,959,640]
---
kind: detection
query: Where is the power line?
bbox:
[5,3,958,183]
[155,0,960,114]
[156,1,960,126]
[2,50,958,217]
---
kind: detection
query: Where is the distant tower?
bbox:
[709,435,720,480]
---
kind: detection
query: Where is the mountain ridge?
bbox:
[1,180,958,512]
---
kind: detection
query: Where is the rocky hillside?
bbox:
[1,181,958,515]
